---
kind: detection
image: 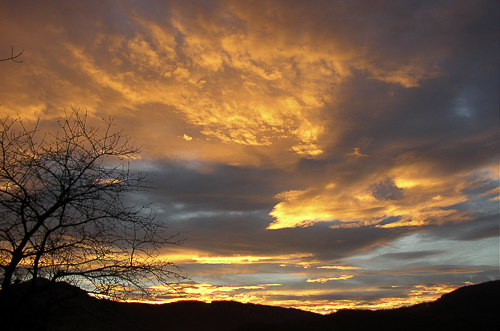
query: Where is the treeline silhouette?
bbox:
[0,279,498,331]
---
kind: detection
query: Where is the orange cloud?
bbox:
[162,250,313,266]
[140,280,465,315]
[267,153,491,229]
[145,282,282,304]
[306,275,354,283]
[0,1,449,164]
[318,266,364,270]
[56,16,333,157]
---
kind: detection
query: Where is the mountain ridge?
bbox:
[1,279,498,330]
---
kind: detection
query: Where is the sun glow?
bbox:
[137,281,465,315]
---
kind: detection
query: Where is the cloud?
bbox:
[268,151,496,229]
[318,266,364,270]
[307,275,354,283]
[0,0,498,313]
[377,250,444,261]
[4,0,485,161]
[166,251,313,266]
[150,281,282,303]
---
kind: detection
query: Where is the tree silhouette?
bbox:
[0,109,182,298]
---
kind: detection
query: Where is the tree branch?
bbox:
[0,47,24,63]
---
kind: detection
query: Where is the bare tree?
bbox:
[0,109,182,298]
[0,47,24,63]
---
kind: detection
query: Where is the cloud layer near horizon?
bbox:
[1,0,498,313]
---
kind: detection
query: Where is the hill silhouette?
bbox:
[0,279,498,330]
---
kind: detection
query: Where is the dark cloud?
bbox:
[425,212,499,241]
[370,180,405,201]
[142,161,291,212]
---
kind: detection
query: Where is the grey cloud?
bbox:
[370,180,404,201]
[377,250,444,261]
[158,207,415,262]
[426,213,499,241]
[142,161,292,212]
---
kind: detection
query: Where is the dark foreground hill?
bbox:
[0,279,498,331]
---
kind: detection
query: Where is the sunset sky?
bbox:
[0,0,498,313]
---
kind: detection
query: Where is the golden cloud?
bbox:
[57,16,334,157]
[318,266,364,270]
[0,1,448,163]
[163,250,313,266]
[144,282,282,304]
[306,275,354,283]
[268,153,491,229]
[141,280,464,315]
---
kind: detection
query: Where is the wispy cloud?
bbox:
[307,275,354,283]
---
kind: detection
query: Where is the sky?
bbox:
[0,0,498,314]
